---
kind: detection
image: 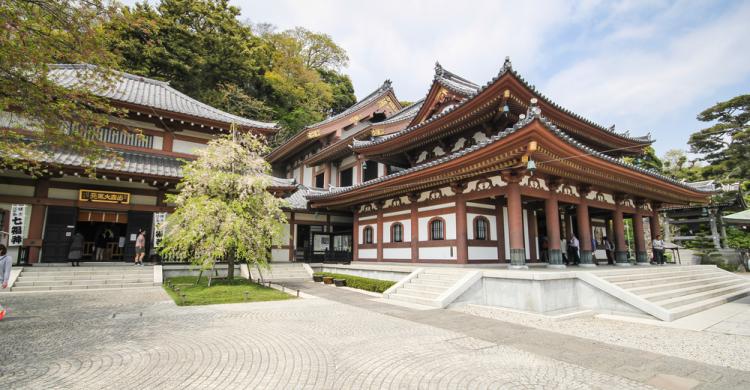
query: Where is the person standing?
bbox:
[94,232,107,261]
[568,234,580,266]
[561,237,569,265]
[604,236,614,265]
[134,228,146,266]
[68,231,84,267]
[652,233,665,265]
[0,244,11,320]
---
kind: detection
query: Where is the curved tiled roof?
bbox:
[42,148,184,178]
[313,113,710,201]
[433,62,480,96]
[354,57,651,151]
[48,64,277,130]
[303,80,395,130]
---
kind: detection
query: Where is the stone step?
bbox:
[23,266,149,272]
[388,292,439,307]
[408,278,456,288]
[18,272,153,281]
[656,283,750,309]
[594,265,708,277]
[11,282,156,292]
[401,283,446,294]
[615,271,727,289]
[416,273,465,282]
[628,274,738,295]
[20,270,153,277]
[13,278,154,287]
[603,268,720,283]
[640,278,749,302]
[396,286,442,299]
[669,287,750,320]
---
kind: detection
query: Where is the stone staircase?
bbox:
[249,262,311,281]
[594,265,750,321]
[384,268,481,308]
[11,265,155,292]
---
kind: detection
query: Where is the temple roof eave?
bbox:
[309,116,709,208]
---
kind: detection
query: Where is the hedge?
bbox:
[313,272,395,293]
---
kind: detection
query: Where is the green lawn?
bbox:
[164,276,295,306]
[314,272,395,293]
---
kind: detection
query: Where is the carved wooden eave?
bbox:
[309,118,709,209]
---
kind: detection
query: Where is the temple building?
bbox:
[0,64,289,264]
[299,59,712,268]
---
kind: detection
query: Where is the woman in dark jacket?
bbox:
[68,231,85,267]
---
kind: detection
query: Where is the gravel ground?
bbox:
[454,304,750,372]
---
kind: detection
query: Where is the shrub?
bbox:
[313,272,395,293]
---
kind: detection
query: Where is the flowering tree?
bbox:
[160,132,287,280]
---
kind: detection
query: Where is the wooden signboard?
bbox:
[79,189,131,204]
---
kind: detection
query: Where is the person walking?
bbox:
[604,236,614,265]
[0,244,11,320]
[568,234,580,266]
[134,228,146,266]
[68,231,84,267]
[652,233,666,265]
[561,237,569,265]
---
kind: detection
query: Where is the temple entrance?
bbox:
[75,220,128,262]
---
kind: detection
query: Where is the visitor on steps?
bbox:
[652,234,665,265]
[68,231,84,267]
[567,234,580,266]
[94,232,107,261]
[604,237,614,265]
[0,244,12,320]
[134,229,146,266]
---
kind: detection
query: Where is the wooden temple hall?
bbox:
[273,58,713,267]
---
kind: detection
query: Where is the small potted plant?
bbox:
[323,276,334,285]
[313,274,323,282]
[334,278,346,287]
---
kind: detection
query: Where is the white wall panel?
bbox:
[383,248,411,259]
[358,248,377,259]
[468,246,498,260]
[419,246,456,260]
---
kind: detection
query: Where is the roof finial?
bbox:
[382,79,392,89]
[503,56,512,71]
[434,61,444,78]
[528,97,541,117]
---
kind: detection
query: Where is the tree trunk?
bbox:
[227,250,235,280]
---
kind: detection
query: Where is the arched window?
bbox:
[391,223,404,243]
[429,218,445,240]
[363,226,374,244]
[474,216,490,240]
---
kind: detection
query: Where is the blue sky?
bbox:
[125,0,750,156]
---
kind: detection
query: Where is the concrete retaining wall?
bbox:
[162,264,242,279]
[311,263,412,282]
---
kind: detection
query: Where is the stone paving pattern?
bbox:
[0,284,748,389]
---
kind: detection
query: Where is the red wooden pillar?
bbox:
[163,131,174,152]
[453,184,468,264]
[376,201,384,262]
[545,196,564,268]
[649,204,661,240]
[612,205,629,266]
[495,198,506,262]
[409,193,419,263]
[352,208,359,262]
[576,186,594,267]
[506,177,527,269]
[27,178,50,264]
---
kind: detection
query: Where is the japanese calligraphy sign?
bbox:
[79,189,130,204]
[152,212,168,249]
[9,204,25,246]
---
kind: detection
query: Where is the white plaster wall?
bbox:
[296,213,327,223]
[358,224,377,244]
[377,163,386,178]
[358,248,377,259]
[383,248,411,259]
[466,202,495,209]
[468,246,498,260]
[358,215,377,221]
[329,164,337,187]
[271,248,288,262]
[417,202,455,212]
[341,155,357,166]
[292,166,301,183]
[131,195,157,206]
[467,213,497,240]
[383,219,411,243]
[417,213,456,241]
[0,184,34,197]
[419,246,456,260]
[47,188,78,200]
[383,210,410,217]
[303,166,313,187]
[173,139,207,155]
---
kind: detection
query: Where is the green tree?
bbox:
[160,132,287,280]
[688,95,750,185]
[0,0,121,172]
[661,149,705,181]
[318,69,356,115]
[624,146,663,173]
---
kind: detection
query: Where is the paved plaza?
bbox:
[1,284,750,389]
